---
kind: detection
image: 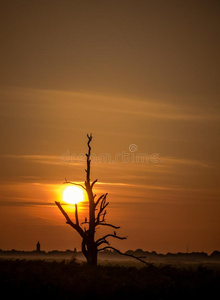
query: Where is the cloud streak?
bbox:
[1,87,219,124]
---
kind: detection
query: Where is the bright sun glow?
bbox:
[62,186,84,204]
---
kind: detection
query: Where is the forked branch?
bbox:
[94,193,121,229]
[64,180,86,191]
[95,193,109,224]
[55,201,84,238]
[96,234,127,246]
[95,194,105,208]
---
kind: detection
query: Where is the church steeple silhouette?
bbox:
[36,241,41,252]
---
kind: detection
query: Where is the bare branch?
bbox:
[55,201,85,238]
[55,201,73,225]
[91,179,98,189]
[87,133,92,140]
[96,193,109,225]
[96,234,127,246]
[95,222,120,229]
[95,194,105,207]
[98,246,150,265]
[75,203,79,226]
[63,181,86,191]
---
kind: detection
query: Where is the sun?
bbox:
[62,186,84,205]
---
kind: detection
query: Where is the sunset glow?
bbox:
[62,186,84,205]
[0,0,219,255]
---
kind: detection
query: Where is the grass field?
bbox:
[0,258,220,299]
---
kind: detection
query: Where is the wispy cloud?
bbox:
[1,87,219,122]
[0,154,83,167]
[161,156,215,169]
[0,198,53,207]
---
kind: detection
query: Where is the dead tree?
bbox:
[55,134,148,266]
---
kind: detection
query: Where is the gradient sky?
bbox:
[0,0,219,253]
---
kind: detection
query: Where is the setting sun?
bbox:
[62,186,84,205]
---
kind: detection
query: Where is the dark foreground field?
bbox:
[0,259,220,300]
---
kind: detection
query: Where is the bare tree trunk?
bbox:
[87,242,97,266]
[84,134,97,265]
[81,238,97,265]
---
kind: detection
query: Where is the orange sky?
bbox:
[0,0,220,254]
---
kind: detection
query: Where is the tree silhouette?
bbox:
[55,134,147,266]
